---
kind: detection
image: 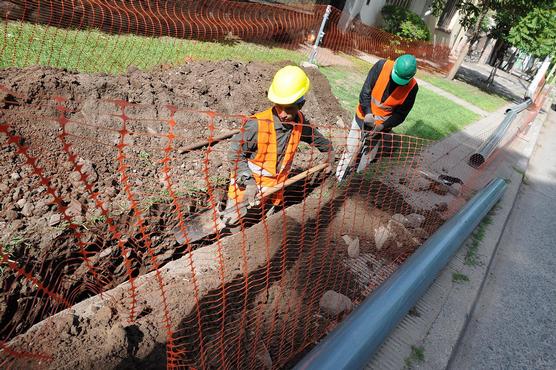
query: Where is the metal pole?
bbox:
[308,5,332,65]
[525,56,551,99]
[295,178,507,370]
[468,98,532,168]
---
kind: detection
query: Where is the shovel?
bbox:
[337,130,380,182]
[173,163,330,244]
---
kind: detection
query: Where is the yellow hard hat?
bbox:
[267,66,310,105]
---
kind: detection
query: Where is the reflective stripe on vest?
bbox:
[228,108,303,205]
[357,60,416,125]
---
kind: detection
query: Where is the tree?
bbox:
[431,0,554,81]
[508,7,556,59]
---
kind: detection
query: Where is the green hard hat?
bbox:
[392,54,417,85]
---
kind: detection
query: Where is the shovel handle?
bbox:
[220,163,331,221]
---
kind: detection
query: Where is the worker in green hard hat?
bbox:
[336,54,419,181]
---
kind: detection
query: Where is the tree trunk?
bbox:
[468,7,489,53]
[487,38,504,66]
[445,40,469,80]
[502,48,519,71]
[486,58,502,88]
[479,38,493,64]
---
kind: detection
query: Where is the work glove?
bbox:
[244,182,258,206]
[363,113,375,125]
[236,173,258,205]
[372,123,384,133]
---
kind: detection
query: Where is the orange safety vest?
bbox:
[228,108,303,206]
[356,59,417,125]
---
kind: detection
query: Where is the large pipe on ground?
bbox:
[469,99,531,168]
[294,178,507,370]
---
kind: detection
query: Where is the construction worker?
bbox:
[226,65,334,222]
[335,54,419,181]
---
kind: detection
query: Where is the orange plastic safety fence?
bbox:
[0,1,546,369]
[4,79,547,369]
[0,0,453,73]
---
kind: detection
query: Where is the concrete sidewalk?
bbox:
[449,108,556,370]
[366,93,551,369]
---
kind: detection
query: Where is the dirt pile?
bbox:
[0,59,350,341]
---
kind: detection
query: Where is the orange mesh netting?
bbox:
[0,1,548,369]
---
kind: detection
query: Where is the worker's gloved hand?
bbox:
[372,123,384,133]
[244,182,258,206]
[364,113,375,125]
[236,172,253,188]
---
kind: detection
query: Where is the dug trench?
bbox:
[0,60,444,367]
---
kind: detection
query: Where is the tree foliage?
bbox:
[381,5,431,41]
[508,7,556,58]
[431,0,555,57]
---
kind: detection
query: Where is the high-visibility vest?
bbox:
[228,108,303,205]
[356,59,417,125]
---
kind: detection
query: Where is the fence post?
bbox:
[307,5,332,65]
[525,56,551,99]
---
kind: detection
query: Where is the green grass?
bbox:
[452,272,470,283]
[418,72,508,112]
[404,345,425,368]
[395,87,480,140]
[464,211,495,266]
[1,22,305,74]
[319,65,367,112]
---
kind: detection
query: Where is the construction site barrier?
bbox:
[0,1,549,369]
[0,0,454,73]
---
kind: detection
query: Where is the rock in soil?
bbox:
[255,343,273,369]
[342,235,360,258]
[48,213,62,226]
[405,213,425,229]
[375,220,421,252]
[65,199,83,218]
[448,182,463,196]
[21,202,34,217]
[319,290,353,316]
[374,225,391,250]
[0,183,9,194]
[392,213,408,225]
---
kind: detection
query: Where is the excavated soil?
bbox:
[0,59,350,341]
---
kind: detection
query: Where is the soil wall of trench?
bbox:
[4,176,442,369]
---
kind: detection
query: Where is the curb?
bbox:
[366,96,551,370]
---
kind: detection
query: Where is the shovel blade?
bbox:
[356,145,379,174]
[173,210,222,244]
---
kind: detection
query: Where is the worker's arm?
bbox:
[300,115,334,153]
[228,119,258,180]
[381,84,418,131]
[359,60,386,116]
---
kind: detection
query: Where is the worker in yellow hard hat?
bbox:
[225,65,335,224]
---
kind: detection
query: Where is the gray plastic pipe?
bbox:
[469,99,531,168]
[295,178,507,370]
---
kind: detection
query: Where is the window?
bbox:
[386,0,412,8]
[436,0,458,31]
